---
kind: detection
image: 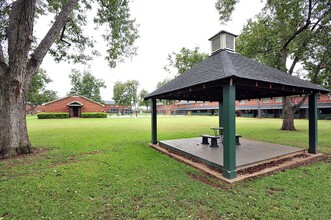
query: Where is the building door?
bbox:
[68,101,83,118]
[73,106,79,117]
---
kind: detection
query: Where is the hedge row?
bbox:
[37,112,107,119]
[81,112,108,118]
[37,112,69,119]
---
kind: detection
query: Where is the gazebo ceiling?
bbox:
[145,50,329,102]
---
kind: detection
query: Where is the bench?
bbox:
[201,135,220,147]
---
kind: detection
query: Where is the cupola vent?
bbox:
[208,30,237,54]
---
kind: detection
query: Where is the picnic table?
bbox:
[201,127,241,146]
[200,127,223,147]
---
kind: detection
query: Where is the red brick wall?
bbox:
[157,94,331,111]
[104,104,132,112]
[318,94,331,102]
[175,101,219,109]
[237,94,331,107]
[103,104,111,112]
[44,96,104,113]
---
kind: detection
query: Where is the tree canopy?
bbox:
[157,47,209,105]
[156,78,171,89]
[235,0,330,78]
[139,89,150,111]
[113,80,139,108]
[68,69,106,103]
[164,47,209,76]
[0,0,139,68]
[27,68,58,114]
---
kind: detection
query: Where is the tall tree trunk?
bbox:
[257,99,261,118]
[277,47,297,131]
[0,78,32,158]
[0,0,35,158]
[281,97,296,130]
[0,0,77,158]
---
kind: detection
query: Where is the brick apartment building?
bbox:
[103,100,132,115]
[157,94,331,119]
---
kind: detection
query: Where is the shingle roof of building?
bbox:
[208,30,238,40]
[42,94,104,106]
[145,50,328,101]
[104,100,116,105]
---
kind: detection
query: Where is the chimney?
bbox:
[208,30,237,54]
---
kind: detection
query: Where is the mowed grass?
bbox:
[0,116,330,219]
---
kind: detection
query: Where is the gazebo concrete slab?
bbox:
[158,137,305,170]
[150,142,323,184]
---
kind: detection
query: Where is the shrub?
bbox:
[37,112,69,119]
[81,112,107,118]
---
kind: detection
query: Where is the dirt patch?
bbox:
[1,147,48,160]
[1,212,12,219]
[324,155,331,163]
[48,155,78,168]
[238,153,327,176]
[266,186,285,196]
[80,149,105,156]
[0,147,49,165]
[186,172,232,190]
[48,150,105,168]
[275,154,327,169]
[238,157,294,175]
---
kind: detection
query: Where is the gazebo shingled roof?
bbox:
[145,50,329,101]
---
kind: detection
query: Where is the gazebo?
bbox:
[145,31,329,180]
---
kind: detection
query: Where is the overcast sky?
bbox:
[40,0,263,101]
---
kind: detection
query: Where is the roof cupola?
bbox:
[208,30,237,54]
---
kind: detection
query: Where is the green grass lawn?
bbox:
[0,116,330,219]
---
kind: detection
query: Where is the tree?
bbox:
[0,0,138,157]
[156,78,171,89]
[156,78,174,105]
[216,0,330,130]
[113,80,139,114]
[27,68,58,114]
[126,80,139,116]
[113,81,127,107]
[164,47,209,76]
[159,47,209,105]
[302,27,331,90]
[68,69,106,103]
[139,89,150,112]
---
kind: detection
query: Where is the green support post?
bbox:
[151,98,157,144]
[308,93,318,154]
[219,101,223,128]
[222,83,237,179]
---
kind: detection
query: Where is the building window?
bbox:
[262,98,270,103]
[274,97,282,102]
